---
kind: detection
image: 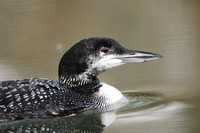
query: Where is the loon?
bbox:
[0,37,162,120]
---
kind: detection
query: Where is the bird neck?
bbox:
[59,74,101,95]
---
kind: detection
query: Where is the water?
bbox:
[0,0,200,132]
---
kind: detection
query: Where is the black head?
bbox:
[58,37,162,88]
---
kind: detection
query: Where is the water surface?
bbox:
[0,0,200,132]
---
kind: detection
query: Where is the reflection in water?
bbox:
[0,92,160,133]
[112,102,190,133]
[0,92,191,133]
[118,102,188,122]
[0,111,116,133]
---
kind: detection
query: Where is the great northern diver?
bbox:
[0,37,162,120]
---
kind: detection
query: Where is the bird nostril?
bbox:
[128,50,135,55]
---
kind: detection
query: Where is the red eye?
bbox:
[101,48,109,53]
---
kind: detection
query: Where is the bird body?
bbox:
[0,37,162,120]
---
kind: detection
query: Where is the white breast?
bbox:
[97,82,124,105]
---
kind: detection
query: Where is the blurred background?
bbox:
[0,0,200,132]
